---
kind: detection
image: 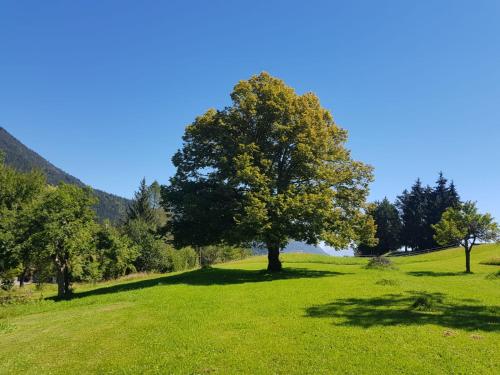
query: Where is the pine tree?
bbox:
[397,179,428,250]
[126,178,156,226]
[397,173,462,251]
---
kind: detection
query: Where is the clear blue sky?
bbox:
[1,1,499,219]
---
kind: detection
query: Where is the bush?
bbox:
[411,294,443,311]
[167,246,198,272]
[96,222,140,279]
[199,245,252,267]
[0,269,18,291]
[365,256,395,270]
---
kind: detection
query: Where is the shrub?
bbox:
[0,269,18,291]
[411,293,443,311]
[198,245,252,267]
[366,256,395,270]
[167,246,198,272]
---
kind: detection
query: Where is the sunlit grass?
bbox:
[0,244,499,374]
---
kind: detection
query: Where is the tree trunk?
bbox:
[56,264,71,298]
[19,268,27,288]
[465,247,471,273]
[267,243,282,272]
[63,267,71,295]
[56,267,65,298]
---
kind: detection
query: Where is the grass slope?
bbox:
[1,245,499,374]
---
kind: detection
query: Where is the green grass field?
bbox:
[1,244,499,374]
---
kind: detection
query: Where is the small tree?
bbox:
[126,178,156,226]
[433,201,499,273]
[29,184,97,298]
[96,221,139,279]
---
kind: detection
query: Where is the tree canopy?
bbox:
[433,201,499,273]
[357,198,401,256]
[165,72,376,271]
[397,173,460,251]
[28,184,97,297]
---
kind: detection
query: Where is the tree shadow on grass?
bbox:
[58,267,346,301]
[407,271,466,277]
[305,291,499,332]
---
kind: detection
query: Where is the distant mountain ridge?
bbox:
[0,127,129,223]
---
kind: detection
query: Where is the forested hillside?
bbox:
[0,127,129,222]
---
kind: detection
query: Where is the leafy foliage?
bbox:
[357,198,401,256]
[0,156,46,285]
[433,201,499,272]
[365,256,395,269]
[27,184,98,297]
[95,221,139,280]
[397,173,460,251]
[165,72,376,271]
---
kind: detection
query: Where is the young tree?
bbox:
[149,180,169,230]
[357,198,401,256]
[433,201,499,273]
[165,72,376,271]
[423,173,461,249]
[127,178,156,226]
[96,221,139,279]
[29,184,97,298]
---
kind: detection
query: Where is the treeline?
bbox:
[0,156,250,297]
[357,173,461,256]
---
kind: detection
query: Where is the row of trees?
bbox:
[356,173,499,273]
[2,72,497,281]
[357,173,461,256]
[0,156,248,297]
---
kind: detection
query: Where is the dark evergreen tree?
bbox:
[397,179,427,250]
[357,198,402,256]
[397,173,461,251]
[126,178,156,226]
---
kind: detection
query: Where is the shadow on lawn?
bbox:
[305,291,499,332]
[407,271,466,277]
[61,267,346,301]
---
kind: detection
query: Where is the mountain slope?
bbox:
[0,127,129,222]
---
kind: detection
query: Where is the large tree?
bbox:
[165,72,376,271]
[433,201,499,273]
[357,198,401,256]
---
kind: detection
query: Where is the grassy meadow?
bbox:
[0,244,499,374]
